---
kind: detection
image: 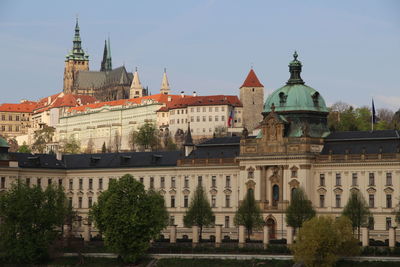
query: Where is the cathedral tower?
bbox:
[129,67,143,98]
[63,18,89,93]
[160,68,170,95]
[239,68,264,132]
[100,37,112,72]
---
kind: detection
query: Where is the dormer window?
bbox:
[279,92,287,105]
[312,92,319,106]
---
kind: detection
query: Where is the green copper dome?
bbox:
[263,52,328,114]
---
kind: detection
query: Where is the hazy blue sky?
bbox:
[0,0,399,110]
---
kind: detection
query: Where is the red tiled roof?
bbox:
[241,69,264,88]
[34,93,97,113]
[0,102,37,113]
[158,95,242,112]
[68,94,186,112]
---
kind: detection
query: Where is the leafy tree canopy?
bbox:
[17,142,31,153]
[234,189,264,239]
[183,185,214,241]
[0,182,70,264]
[285,187,316,230]
[292,216,359,267]
[32,126,55,153]
[342,191,370,239]
[90,174,168,263]
[136,122,159,150]
[61,136,81,154]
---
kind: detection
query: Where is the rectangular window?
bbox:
[69,179,73,190]
[150,177,154,189]
[225,176,231,188]
[89,178,93,190]
[58,179,62,187]
[79,178,83,190]
[368,216,374,230]
[352,173,357,186]
[211,176,216,187]
[225,216,230,228]
[335,194,341,208]
[184,195,189,208]
[335,173,341,186]
[37,178,41,187]
[369,173,375,186]
[15,126,19,132]
[140,177,144,184]
[1,177,5,188]
[78,216,82,227]
[78,197,82,208]
[248,170,254,179]
[386,173,392,186]
[212,195,216,208]
[319,195,325,208]
[190,108,194,112]
[16,115,20,121]
[26,178,30,186]
[184,176,189,188]
[221,107,225,111]
[198,176,202,186]
[215,107,219,112]
[88,197,93,208]
[171,195,175,208]
[190,116,194,122]
[209,107,212,112]
[386,194,392,208]
[8,125,12,131]
[1,115,4,120]
[369,194,375,208]
[221,116,225,121]
[215,116,218,121]
[202,116,206,122]
[48,178,52,186]
[8,115,12,121]
[386,217,392,230]
[161,177,165,188]
[225,195,230,208]
[319,174,325,186]
[209,116,212,122]
[170,216,175,226]
[196,116,200,122]
[99,178,103,189]
[171,177,176,188]
[69,197,73,207]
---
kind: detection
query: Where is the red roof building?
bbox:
[240,69,264,88]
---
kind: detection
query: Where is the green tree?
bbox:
[183,185,214,241]
[136,122,159,151]
[90,174,168,263]
[101,142,107,153]
[17,141,31,153]
[285,187,316,232]
[0,182,71,264]
[292,216,359,267]
[342,191,370,239]
[128,130,139,151]
[354,106,371,131]
[32,126,55,153]
[61,136,81,154]
[164,135,178,151]
[234,189,264,240]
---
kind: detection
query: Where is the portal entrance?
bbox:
[266,218,276,239]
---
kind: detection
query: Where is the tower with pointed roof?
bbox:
[129,67,143,98]
[63,18,89,94]
[160,68,171,95]
[100,38,112,72]
[239,68,264,132]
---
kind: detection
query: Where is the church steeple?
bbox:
[160,68,170,95]
[100,38,112,72]
[129,67,143,98]
[63,18,89,93]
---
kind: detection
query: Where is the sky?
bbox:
[0,0,399,110]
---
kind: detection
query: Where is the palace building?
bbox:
[0,53,399,242]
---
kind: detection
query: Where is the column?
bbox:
[170,225,177,243]
[215,224,222,247]
[260,166,266,202]
[192,225,199,245]
[238,225,245,248]
[361,227,369,247]
[83,224,90,242]
[286,226,293,245]
[263,225,269,249]
[389,227,396,248]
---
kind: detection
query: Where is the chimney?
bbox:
[168,96,172,102]
[181,91,184,98]
[193,91,197,97]
[56,151,62,161]
[47,96,51,105]
[20,99,27,103]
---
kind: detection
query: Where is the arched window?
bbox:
[272,185,279,206]
[291,187,298,201]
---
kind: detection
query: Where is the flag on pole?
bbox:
[228,108,234,127]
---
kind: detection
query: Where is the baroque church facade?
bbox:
[1,53,399,242]
[63,19,134,102]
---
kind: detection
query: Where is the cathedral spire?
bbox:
[160,68,170,95]
[100,38,112,71]
[129,67,143,98]
[66,17,88,61]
